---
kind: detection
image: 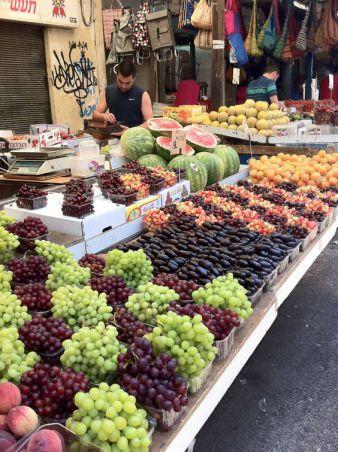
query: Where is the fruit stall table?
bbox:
[150,215,338,452]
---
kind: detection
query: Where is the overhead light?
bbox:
[293,1,309,10]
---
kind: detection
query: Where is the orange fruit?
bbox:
[311,172,321,180]
[328,177,337,187]
[301,173,310,182]
[318,150,326,158]
[273,175,283,185]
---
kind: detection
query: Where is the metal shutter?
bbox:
[0,21,51,134]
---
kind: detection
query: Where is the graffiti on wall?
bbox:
[9,0,37,14]
[51,41,98,118]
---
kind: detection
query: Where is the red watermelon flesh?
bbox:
[148,118,183,137]
[155,136,194,161]
[185,125,217,153]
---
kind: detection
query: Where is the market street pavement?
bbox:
[195,232,338,452]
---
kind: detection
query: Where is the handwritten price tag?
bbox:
[242,119,250,138]
[170,129,187,156]
[232,68,240,85]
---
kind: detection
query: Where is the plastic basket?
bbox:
[107,191,138,206]
[248,282,265,307]
[14,423,101,451]
[288,243,300,262]
[15,195,47,210]
[62,202,94,218]
[277,254,289,275]
[28,309,51,318]
[263,268,279,291]
[215,328,235,361]
[18,233,49,253]
[142,404,187,431]
[299,225,318,251]
[317,216,328,233]
[63,191,94,201]
[149,178,166,195]
[188,362,213,394]
[12,416,41,451]
[39,348,63,365]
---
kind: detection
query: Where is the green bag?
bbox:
[273,0,291,59]
[257,5,272,50]
[262,0,280,52]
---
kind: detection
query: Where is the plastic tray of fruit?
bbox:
[142,404,187,431]
[299,225,318,251]
[18,233,49,253]
[15,195,47,210]
[107,190,138,206]
[188,362,213,394]
[248,282,265,308]
[39,348,63,365]
[63,191,94,201]
[14,422,101,451]
[317,216,329,234]
[28,308,51,318]
[215,328,235,361]
[277,254,290,275]
[6,415,42,452]
[263,268,279,291]
[149,178,166,195]
[328,207,335,223]
[288,243,301,262]
[62,202,94,218]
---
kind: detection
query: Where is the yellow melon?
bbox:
[247,117,257,128]
[218,106,228,113]
[228,124,238,130]
[269,102,279,111]
[220,122,228,128]
[235,104,246,116]
[203,119,212,125]
[257,119,269,130]
[245,99,256,108]
[209,111,218,121]
[228,115,237,125]
[255,101,269,112]
[218,112,228,123]
[227,106,236,116]
[249,127,258,135]
[246,107,258,118]
[257,111,268,120]
[236,114,246,125]
[211,121,220,127]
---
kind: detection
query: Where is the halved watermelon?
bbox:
[138,154,167,169]
[168,155,207,193]
[147,118,183,137]
[155,136,195,162]
[214,145,240,177]
[184,125,218,153]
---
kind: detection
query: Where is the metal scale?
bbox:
[8,148,72,176]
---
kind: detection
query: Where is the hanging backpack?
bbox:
[107,7,135,64]
[146,6,178,61]
[244,0,263,57]
[295,0,312,51]
[132,2,151,64]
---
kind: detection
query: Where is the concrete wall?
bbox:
[45,1,106,132]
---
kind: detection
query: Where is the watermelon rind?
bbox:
[155,136,195,162]
[184,125,217,153]
[195,152,225,185]
[138,154,167,169]
[214,145,240,177]
[147,118,183,137]
[168,155,207,193]
[120,127,155,160]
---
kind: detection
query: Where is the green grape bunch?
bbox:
[0,265,12,292]
[192,274,253,320]
[35,240,75,265]
[0,327,40,383]
[146,311,218,380]
[46,261,90,291]
[61,323,126,382]
[51,286,112,331]
[0,292,31,328]
[0,226,19,264]
[0,211,15,228]
[66,383,151,452]
[104,249,153,289]
[125,282,179,323]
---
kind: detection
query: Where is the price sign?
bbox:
[170,129,187,156]
[329,74,334,91]
[242,119,250,138]
[232,68,240,85]
[290,107,296,114]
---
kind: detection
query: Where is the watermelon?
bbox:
[155,136,195,162]
[120,127,155,160]
[147,118,183,137]
[138,154,167,169]
[214,145,240,178]
[195,152,225,185]
[184,125,218,153]
[168,155,207,193]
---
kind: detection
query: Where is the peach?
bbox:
[27,429,65,452]
[0,431,16,452]
[7,406,38,437]
[0,382,21,414]
[0,415,7,431]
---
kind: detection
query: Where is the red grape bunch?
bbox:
[8,255,50,285]
[112,307,153,345]
[90,275,133,307]
[153,273,199,302]
[14,283,52,312]
[79,253,105,275]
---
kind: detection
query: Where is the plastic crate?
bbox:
[28,309,51,318]
[107,191,138,206]
[288,243,300,262]
[215,328,235,361]
[317,216,329,233]
[189,362,213,394]
[263,268,279,291]
[142,404,187,431]
[15,195,47,210]
[62,202,94,218]
[277,254,290,274]
[39,348,63,365]
[18,233,49,253]
[149,178,166,195]
[248,282,265,307]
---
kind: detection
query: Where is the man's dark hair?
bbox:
[264,64,280,74]
[117,60,137,78]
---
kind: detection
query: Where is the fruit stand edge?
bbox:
[150,219,338,452]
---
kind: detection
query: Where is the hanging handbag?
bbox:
[194,29,212,49]
[273,0,291,59]
[257,4,272,50]
[322,0,338,46]
[146,7,178,61]
[102,0,123,49]
[115,8,135,60]
[106,19,120,65]
[244,0,263,57]
[191,0,212,30]
[179,0,198,30]
[225,0,248,67]
[295,1,312,51]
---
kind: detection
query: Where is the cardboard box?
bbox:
[30,124,70,135]
[8,136,40,149]
[125,195,162,222]
[159,180,190,207]
[5,193,126,240]
[272,125,298,137]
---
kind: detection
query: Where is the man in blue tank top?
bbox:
[93,60,153,133]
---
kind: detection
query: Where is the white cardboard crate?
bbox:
[159,180,190,207]
[5,193,126,240]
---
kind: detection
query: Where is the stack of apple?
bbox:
[0,381,39,449]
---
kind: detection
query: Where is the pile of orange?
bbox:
[249,150,338,189]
